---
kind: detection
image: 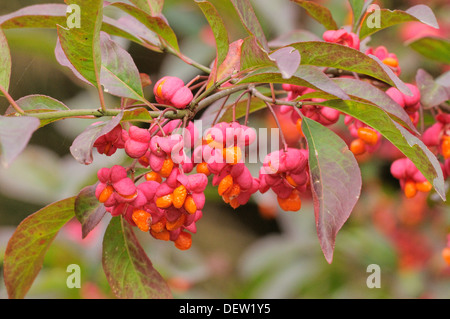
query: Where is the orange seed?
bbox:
[156,193,173,208]
[277,191,302,211]
[404,180,417,198]
[131,209,152,232]
[98,185,114,203]
[184,195,197,215]
[174,231,192,250]
[160,158,174,178]
[350,138,366,156]
[357,127,379,146]
[173,185,187,209]
[218,174,233,196]
[145,171,162,183]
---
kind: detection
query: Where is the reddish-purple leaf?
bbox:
[99,32,145,100]
[54,37,92,85]
[0,116,40,168]
[230,0,269,51]
[416,69,449,109]
[291,0,338,30]
[269,46,301,79]
[207,39,243,89]
[110,2,179,51]
[301,116,361,264]
[359,4,439,39]
[4,197,76,299]
[75,184,107,239]
[0,4,67,29]
[69,110,124,165]
[102,216,172,299]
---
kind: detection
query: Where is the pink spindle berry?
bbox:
[154,76,193,109]
[366,46,401,75]
[123,125,151,158]
[93,124,126,156]
[323,29,360,50]
[95,165,138,207]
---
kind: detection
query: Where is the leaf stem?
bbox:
[0,84,24,115]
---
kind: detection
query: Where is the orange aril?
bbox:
[295,118,304,137]
[131,209,152,232]
[196,162,211,176]
[174,231,192,250]
[166,214,186,231]
[441,136,450,159]
[156,193,173,208]
[357,127,379,146]
[156,78,167,98]
[285,175,298,187]
[404,180,417,198]
[173,185,187,209]
[98,185,114,203]
[382,57,399,67]
[151,229,170,241]
[229,198,240,209]
[204,133,223,149]
[415,181,432,193]
[350,138,366,155]
[442,247,450,265]
[184,195,197,214]
[224,183,241,199]
[151,219,166,233]
[218,174,233,196]
[145,171,162,183]
[223,146,242,165]
[277,191,302,211]
[160,158,174,178]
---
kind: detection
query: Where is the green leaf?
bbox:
[57,0,103,87]
[407,36,450,65]
[70,111,124,165]
[301,116,362,264]
[0,27,11,94]
[122,107,154,123]
[102,216,172,299]
[3,197,76,299]
[129,0,164,16]
[359,4,439,40]
[332,78,417,133]
[230,0,269,51]
[287,41,410,94]
[75,184,106,239]
[0,4,156,48]
[99,32,145,100]
[291,0,338,30]
[111,2,179,51]
[239,65,350,100]
[6,94,69,113]
[240,36,276,71]
[348,0,373,32]
[0,116,40,168]
[315,99,446,200]
[196,0,229,67]
[415,69,449,109]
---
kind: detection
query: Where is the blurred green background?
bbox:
[0,0,449,299]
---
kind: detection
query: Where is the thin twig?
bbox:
[264,100,288,152]
[0,84,24,114]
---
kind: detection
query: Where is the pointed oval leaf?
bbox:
[291,0,338,30]
[99,32,145,100]
[301,116,362,264]
[75,184,107,239]
[56,0,103,87]
[332,77,416,133]
[239,65,350,100]
[0,4,67,29]
[287,41,410,95]
[359,5,439,40]
[196,0,229,67]
[110,2,179,51]
[3,197,76,299]
[6,94,69,114]
[269,46,301,79]
[102,216,172,299]
[0,116,40,168]
[240,36,276,71]
[207,39,243,89]
[416,69,449,109]
[315,99,446,200]
[407,36,450,65]
[69,111,123,165]
[230,0,269,51]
